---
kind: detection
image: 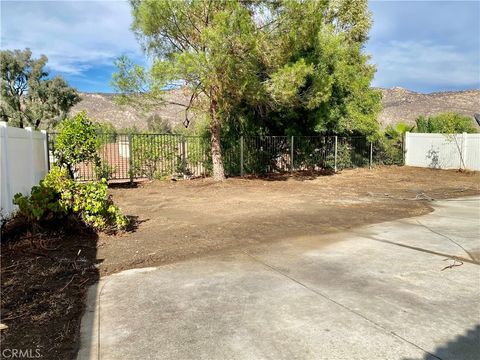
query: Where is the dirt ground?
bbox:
[1,166,479,360]
[1,228,99,360]
[98,166,480,276]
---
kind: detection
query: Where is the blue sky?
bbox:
[1,0,479,93]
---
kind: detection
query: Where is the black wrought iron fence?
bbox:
[293,136,336,171]
[48,133,404,181]
[336,136,371,169]
[243,136,290,175]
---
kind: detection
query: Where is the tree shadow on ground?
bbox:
[108,182,140,189]
[125,215,149,232]
[403,324,480,360]
[240,169,336,182]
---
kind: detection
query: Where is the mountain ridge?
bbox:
[69,87,480,130]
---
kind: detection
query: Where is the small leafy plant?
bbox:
[13,167,129,232]
[13,185,65,223]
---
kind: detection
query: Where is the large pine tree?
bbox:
[113,0,381,180]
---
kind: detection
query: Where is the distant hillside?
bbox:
[70,87,480,130]
[378,87,479,127]
[70,89,192,130]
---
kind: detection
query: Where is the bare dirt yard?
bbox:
[98,166,480,276]
[1,166,479,360]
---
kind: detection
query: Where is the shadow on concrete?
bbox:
[404,324,480,360]
[364,235,480,266]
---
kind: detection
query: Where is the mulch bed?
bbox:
[1,223,99,360]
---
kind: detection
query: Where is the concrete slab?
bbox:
[77,197,480,360]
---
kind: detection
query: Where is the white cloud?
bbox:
[367,1,480,92]
[2,0,479,93]
[369,40,480,90]
[0,0,145,75]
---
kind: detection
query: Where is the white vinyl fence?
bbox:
[405,132,480,171]
[0,122,49,218]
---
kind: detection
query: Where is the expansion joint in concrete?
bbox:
[242,250,444,360]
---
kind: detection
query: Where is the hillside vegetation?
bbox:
[70,87,480,131]
[379,87,479,126]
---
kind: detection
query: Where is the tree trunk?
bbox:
[209,99,225,181]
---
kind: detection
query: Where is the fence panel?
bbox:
[464,134,480,171]
[131,134,183,180]
[48,132,412,182]
[293,136,335,171]
[1,123,48,217]
[184,136,210,177]
[405,132,480,170]
[336,137,371,169]
[243,136,290,174]
[49,132,132,181]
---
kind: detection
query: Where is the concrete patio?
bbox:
[77,197,480,360]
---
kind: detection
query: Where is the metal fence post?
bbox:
[290,136,294,173]
[240,136,244,177]
[128,133,134,183]
[181,136,187,175]
[334,136,338,173]
[369,141,373,169]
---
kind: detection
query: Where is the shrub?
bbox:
[325,142,355,169]
[67,179,128,230]
[131,134,181,179]
[95,160,117,181]
[415,113,477,134]
[13,185,65,223]
[42,166,72,191]
[13,167,128,232]
[374,137,403,165]
[55,111,100,178]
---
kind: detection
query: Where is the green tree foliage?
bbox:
[54,111,100,177]
[258,0,381,137]
[147,114,172,133]
[415,113,477,134]
[112,0,380,180]
[0,48,80,129]
[384,122,414,140]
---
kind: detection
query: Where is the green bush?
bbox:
[42,166,72,191]
[13,185,65,223]
[415,113,477,134]
[374,138,403,165]
[55,111,100,177]
[131,134,182,179]
[13,167,128,231]
[385,122,412,139]
[325,142,354,169]
[95,160,117,181]
[67,180,128,230]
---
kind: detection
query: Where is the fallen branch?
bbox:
[59,275,75,292]
[441,257,464,271]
